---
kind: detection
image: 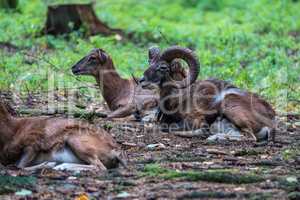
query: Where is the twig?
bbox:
[250,160,284,166]
[158,29,171,45]
[206,149,230,155]
[18,107,107,119]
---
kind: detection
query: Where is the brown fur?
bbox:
[0,101,122,169]
[159,77,276,141]
[72,49,158,119]
[142,49,276,141]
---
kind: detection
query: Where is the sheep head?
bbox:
[72,48,111,77]
[140,46,200,89]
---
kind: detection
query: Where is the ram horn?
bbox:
[160,46,200,89]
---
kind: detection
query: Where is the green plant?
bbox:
[0,0,298,112]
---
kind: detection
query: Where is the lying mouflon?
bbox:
[0,100,125,170]
[140,46,276,142]
[72,48,159,120]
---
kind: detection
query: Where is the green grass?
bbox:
[142,164,265,184]
[282,146,300,161]
[0,0,299,112]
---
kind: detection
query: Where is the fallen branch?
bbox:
[250,160,284,166]
[17,107,107,120]
[178,191,237,199]
[172,129,210,139]
[206,148,230,155]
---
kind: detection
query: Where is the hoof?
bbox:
[257,127,273,142]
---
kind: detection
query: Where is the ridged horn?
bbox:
[160,46,200,88]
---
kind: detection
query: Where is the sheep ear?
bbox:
[97,49,107,64]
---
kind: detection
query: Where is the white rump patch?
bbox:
[213,88,244,104]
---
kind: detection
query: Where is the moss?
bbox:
[143,164,264,184]
[0,175,36,195]
[288,192,300,200]
[277,176,299,192]
[247,193,273,200]
[165,152,206,163]
[178,191,237,199]
[234,149,262,157]
[178,191,274,200]
[282,147,300,162]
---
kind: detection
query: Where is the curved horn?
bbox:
[160,46,200,89]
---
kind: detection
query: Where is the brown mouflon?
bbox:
[140,46,276,142]
[0,100,125,170]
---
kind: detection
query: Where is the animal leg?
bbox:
[221,105,258,141]
[106,104,136,119]
[17,147,37,168]
[221,94,275,142]
[67,137,107,171]
[85,156,107,171]
[24,162,57,171]
[241,128,257,141]
[167,115,210,138]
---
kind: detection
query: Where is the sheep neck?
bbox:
[159,83,180,112]
[95,63,130,110]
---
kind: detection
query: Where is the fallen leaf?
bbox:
[146,143,166,150]
[286,176,298,183]
[207,149,229,155]
[15,189,32,196]
[234,187,246,191]
[116,191,130,198]
[75,193,89,200]
[203,161,214,165]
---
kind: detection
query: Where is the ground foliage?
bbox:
[0,98,299,199]
[0,0,299,112]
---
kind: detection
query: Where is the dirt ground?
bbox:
[0,94,299,200]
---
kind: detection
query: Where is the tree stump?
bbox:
[42,3,124,37]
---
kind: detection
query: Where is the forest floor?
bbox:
[0,94,299,200]
[0,1,299,199]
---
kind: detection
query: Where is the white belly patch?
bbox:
[213,88,244,104]
[33,146,83,165]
